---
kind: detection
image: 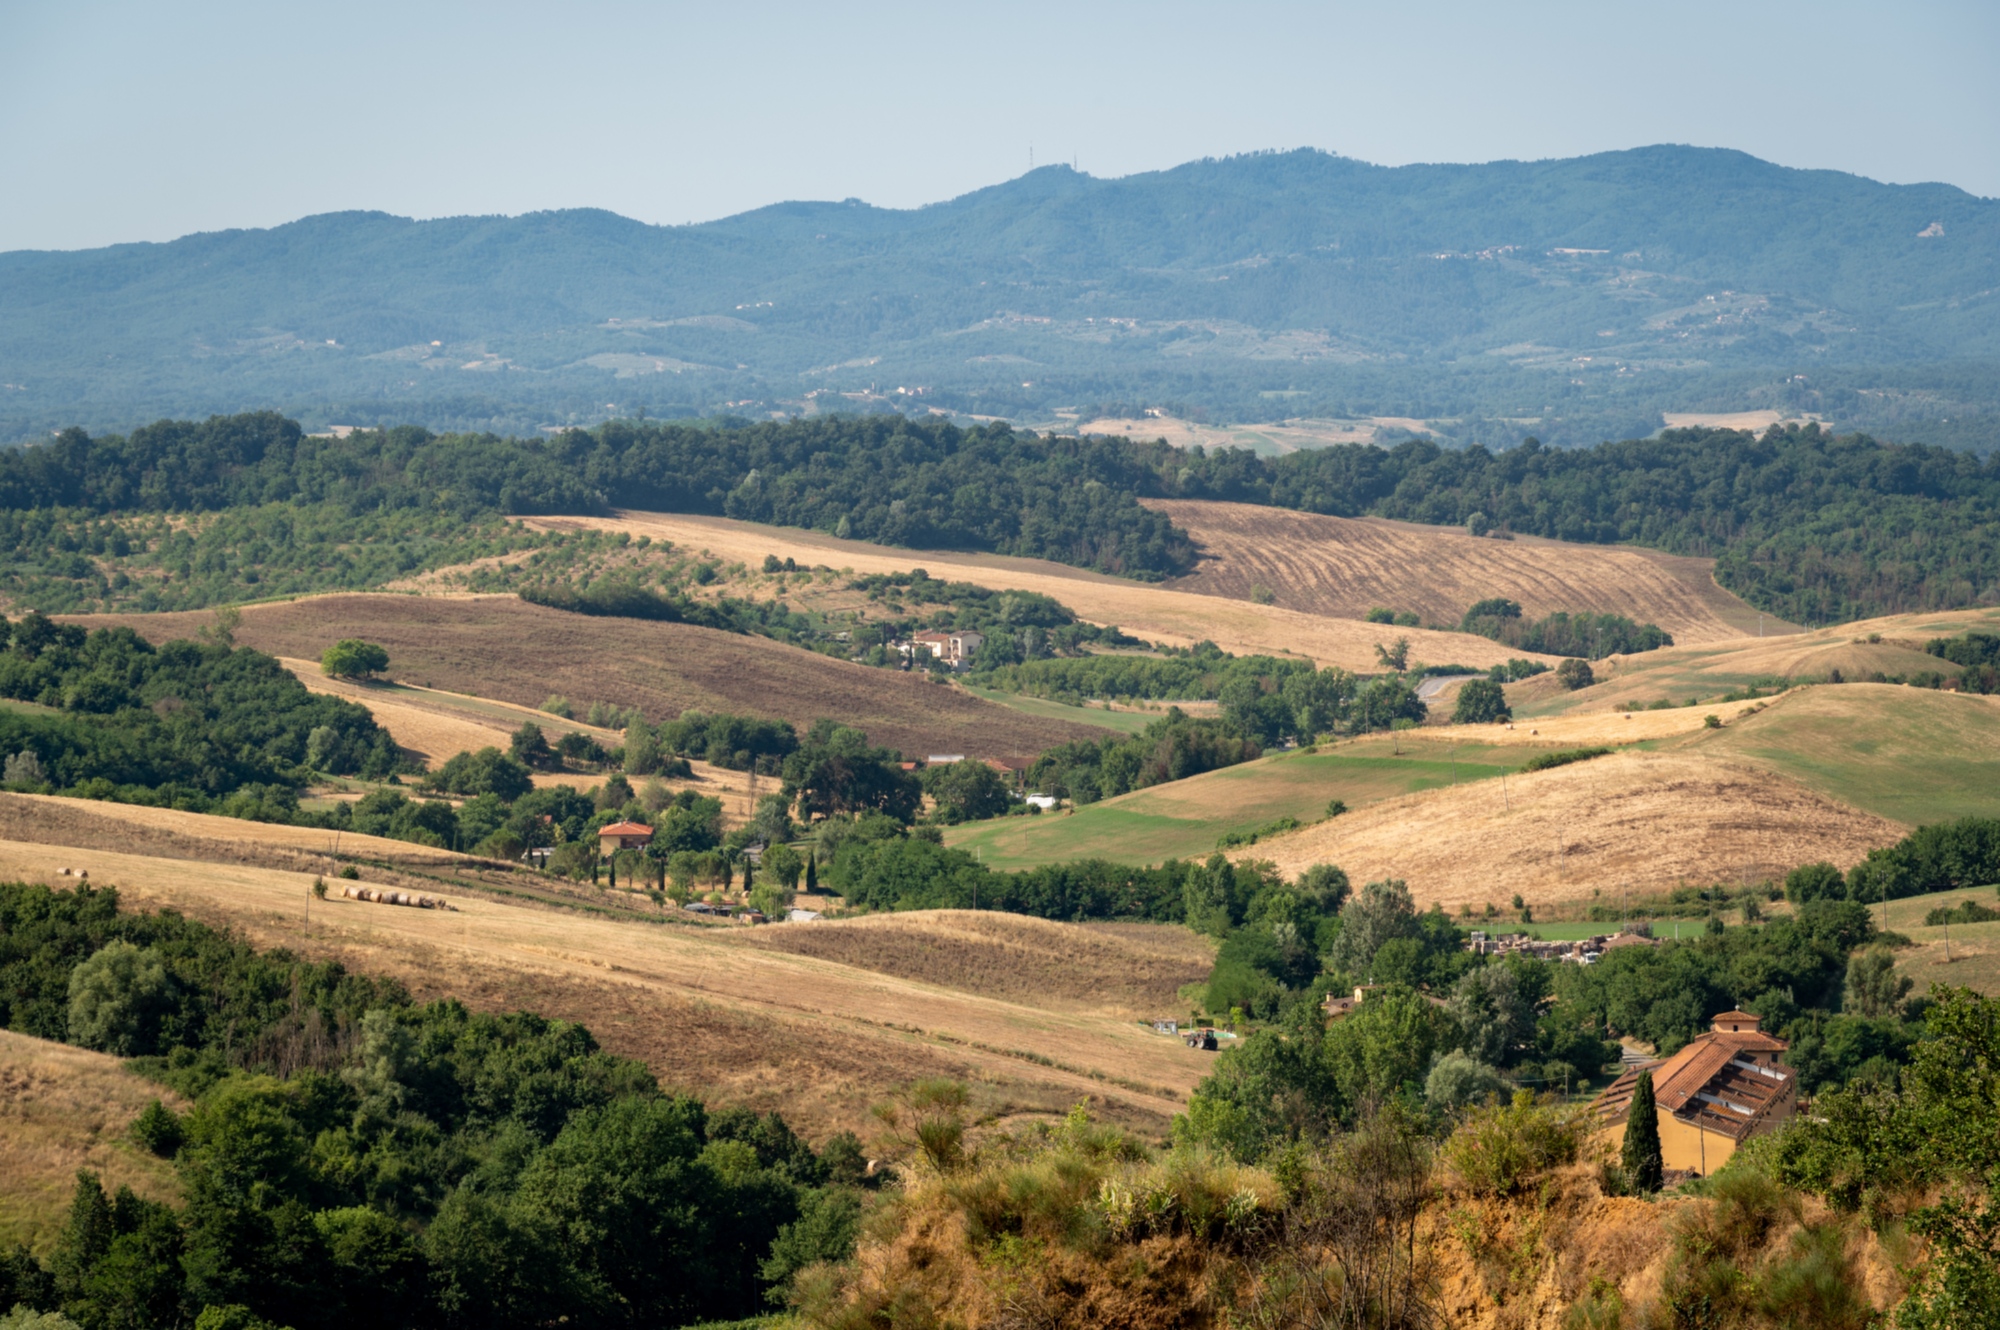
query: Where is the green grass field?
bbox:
[945,736,1517,871]
[959,685,1154,735]
[1870,885,2000,999]
[1681,685,2000,827]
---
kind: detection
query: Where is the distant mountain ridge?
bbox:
[2,145,1996,447]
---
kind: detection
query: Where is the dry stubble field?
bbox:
[527,511,1553,672]
[0,839,1211,1142]
[75,595,1104,766]
[1146,499,1775,643]
[0,1030,186,1254]
[1235,749,1904,912]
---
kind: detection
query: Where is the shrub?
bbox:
[1442,1091,1591,1196]
[1785,861,1846,903]
[1425,1052,1511,1114]
[1555,657,1595,690]
[131,1098,185,1156]
[1521,746,1610,774]
[541,694,574,718]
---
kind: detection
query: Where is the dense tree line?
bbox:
[1789,816,2000,906]
[1023,709,1263,804]
[1457,599,1672,659]
[1926,630,2000,695]
[10,414,1999,620]
[0,413,1195,580]
[0,882,869,1329]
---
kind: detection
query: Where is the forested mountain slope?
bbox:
[3,146,1995,444]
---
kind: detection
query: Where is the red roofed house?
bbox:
[598,821,654,853]
[1591,1010,1797,1177]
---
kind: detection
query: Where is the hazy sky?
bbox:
[2,0,1994,252]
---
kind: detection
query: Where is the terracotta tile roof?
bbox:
[598,821,653,836]
[1592,1030,1795,1143]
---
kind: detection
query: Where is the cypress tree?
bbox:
[1622,1069,1664,1192]
[804,852,817,894]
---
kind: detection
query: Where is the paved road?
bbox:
[1415,673,1483,701]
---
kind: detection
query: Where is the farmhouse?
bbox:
[1590,1010,1797,1177]
[904,630,985,665]
[598,820,654,853]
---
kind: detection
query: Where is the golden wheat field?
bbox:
[1146,499,1773,644]
[1234,750,1905,912]
[523,510,1555,671]
[0,1030,186,1255]
[0,840,1210,1140]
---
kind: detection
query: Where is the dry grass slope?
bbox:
[1147,499,1774,643]
[0,790,471,869]
[737,910,1214,1018]
[0,1030,186,1255]
[73,594,1103,765]
[524,511,1556,672]
[0,838,1211,1142]
[1235,750,1905,912]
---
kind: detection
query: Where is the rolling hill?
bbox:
[0,837,1209,1141]
[3,146,1996,446]
[72,593,1107,765]
[517,508,1566,671]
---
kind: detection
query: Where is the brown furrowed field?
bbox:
[738,911,1215,1018]
[1146,499,1777,644]
[1234,750,1904,913]
[520,511,1554,672]
[73,595,1103,765]
[0,1030,186,1255]
[0,840,1210,1142]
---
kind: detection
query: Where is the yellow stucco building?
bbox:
[1592,1010,1797,1177]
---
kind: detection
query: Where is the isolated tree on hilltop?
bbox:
[1623,1070,1664,1192]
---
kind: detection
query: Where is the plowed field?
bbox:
[72,595,1101,765]
[1146,499,1777,644]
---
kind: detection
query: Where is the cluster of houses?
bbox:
[1464,928,1661,965]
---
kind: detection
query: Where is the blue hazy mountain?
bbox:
[2,145,1995,446]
